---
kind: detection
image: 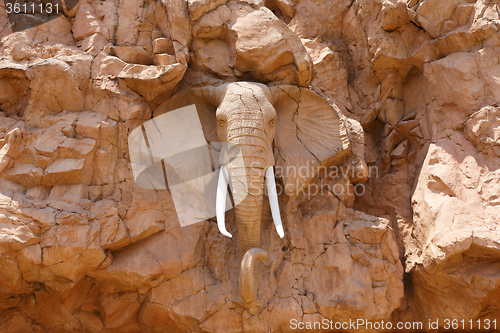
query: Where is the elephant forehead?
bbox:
[224,83,273,105]
[219,91,275,118]
[226,82,268,93]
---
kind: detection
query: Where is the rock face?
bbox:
[0,0,498,332]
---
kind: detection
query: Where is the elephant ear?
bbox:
[154,87,220,143]
[269,85,350,196]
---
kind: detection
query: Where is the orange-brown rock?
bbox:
[0,0,499,331]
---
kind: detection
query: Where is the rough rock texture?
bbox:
[0,0,499,332]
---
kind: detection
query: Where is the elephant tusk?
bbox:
[216,165,232,238]
[265,166,284,238]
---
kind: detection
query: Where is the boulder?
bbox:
[42,158,87,187]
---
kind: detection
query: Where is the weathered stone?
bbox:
[152,54,177,66]
[122,63,187,105]
[114,46,153,65]
[0,128,23,173]
[0,0,499,330]
[465,105,500,156]
[47,184,88,206]
[41,158,86,187]
[58,138,97,159]
[0,214,40,253]
[91,232,181,292]
[192,10,226,39]
[152,38,175,55]
[19,208,56,232]
[187,0,229,22]
[227,6,312,86]
[91,200,130,250]
[3,164,43,188]
[26,59,87,117]
[302,38,351,111]
[99,292,142,329]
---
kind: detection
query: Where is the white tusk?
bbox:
[216,166,232,238]
[265,166,284,238]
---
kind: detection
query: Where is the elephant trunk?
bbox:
[230,161,268,309]
[240,248,269,305]
[230,162,264,255]
[226,131,270,309]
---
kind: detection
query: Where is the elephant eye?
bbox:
[218,120,225,128]
[269,120,275,127]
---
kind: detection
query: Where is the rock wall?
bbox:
[0,0,499,332]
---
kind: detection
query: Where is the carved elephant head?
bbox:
[154,82,364,310]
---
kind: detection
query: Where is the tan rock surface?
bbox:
[0,0,499,331]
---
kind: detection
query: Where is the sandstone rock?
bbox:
[191,38,233,77]
[114,0,155,47]
[75,112,116,142]
[424,52,485,119]
[0,128,22,174]
[114,46,153,65]
[122,189,165,243]
[0,0,499,330]
[99,292,142,329]
[47,184,88,206]
[270,0,297,19]
[302,38,351,111]
[465,106,500,156]
[38,223,106,292]
[3,164,43,188]
[41,158,86,187]
[158,0,191,66]
[289,0,352,41]
[152,38,175,55]
[117,63,187,109]
[31,126,67,167]
[269,297,303,332]
[0,311,38,333]
[407,0,465,38]
[152,54,177,66]
[381,0,409,31]
[92,232,181,292]
[0,64,29,112]
[192,9,226,39]
[34,291,84,331]
[0,252,23,294]
[284,206,405,322]
[91,200,130,250]
[72,2,109,41]
[59,138,97,159]
[19,208,56,233]
[188,0,229,22]
[73,311,104,333]
[26,59,87,116]
[379,98,405,126]
[226,6,312,86]
[138,282,190,333]
[199,306,242,333]
[408,134,500,324]
[0,214,40,253]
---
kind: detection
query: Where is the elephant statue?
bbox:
[148,82,364,311]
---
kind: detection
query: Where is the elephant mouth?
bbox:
[215,164,284,239]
